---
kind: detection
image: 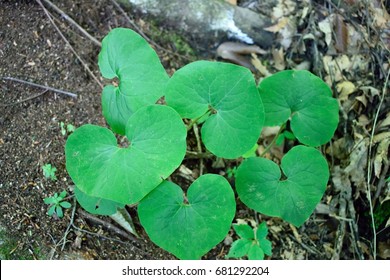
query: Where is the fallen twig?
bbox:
[35,0,103,89]
[60,196,77,252]
[0,89,48,107]
[1,76,77,98]
[193,124,204,175]
[77,208,139,243]
[332,192,347,260]
[41,0,101,47]
[71,224,128,245]
[287,233,321,256]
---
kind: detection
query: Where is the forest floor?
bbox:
[0,0,389,260]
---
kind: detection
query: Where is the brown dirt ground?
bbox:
[0,0,389,260]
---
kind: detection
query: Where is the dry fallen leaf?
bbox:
[374,137,389,178]
[332,166,352,193]
[357,115,370,128]
[334,14,348,53]
[261,126,280,138]
[379,113,390,129]
[319,16,333,47]
[323,55,351,83]
[378,240,390,259]
[337,80,356,101]
[264,17,289,33]
[360,86,381,103]
[373,132,390,144]
[294,60,311,71]
[356,95,368,107]
[279,19,296,49]
[251,53,271,77]
[344,138,368,195]
[216,42,267,72]
[271,0,296,19]
[272,47,286,70]
[225,0,237,5]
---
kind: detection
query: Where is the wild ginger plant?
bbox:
[65,28,339,259]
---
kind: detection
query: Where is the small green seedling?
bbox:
[276,129,296,146]
[43,190,71,218]
[64,28,339,259]
[226,222,272,260]
[60,122,75,136]
[226,166,237,179]
[42,163,57,181]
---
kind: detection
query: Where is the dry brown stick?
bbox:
[35,0,103,89]
[193,124,204,175]
[347,217,364,260]
[1,76,77,98]
[60,196,77,252]
[41,0,101,47]
[71,224,128,245]
[72,223,154,259]
[0,89,48,107]
[287,233,321,256]
[77,208,139,243]
[332,192,347,260]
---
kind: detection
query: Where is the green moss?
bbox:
[374,201,390,230]
[147,21,196,58]
[0,229,42,260]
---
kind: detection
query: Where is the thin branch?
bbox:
[193,124,204,175]
[60,196,77,251]
[366,68,390,259]
[332,192,347,260]
[186,109,211,131]
[77,208,139,243]
[287,233,321,256]
[0,89,48,107]
[1,76,77,98]
[35,0,103,89]
[41,0,101,47]
[260,124,285,157]
[72,224,129,245]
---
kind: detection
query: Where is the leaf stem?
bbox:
[186,109,211,131]
[260,124,285,157]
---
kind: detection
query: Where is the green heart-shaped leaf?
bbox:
[65,105,186,205]
[165,61,264,159]
[258,70,339,146]
[74,186,124,216]
[235,145,329,226]
[98,28,169,135]
[138,174,236,259]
